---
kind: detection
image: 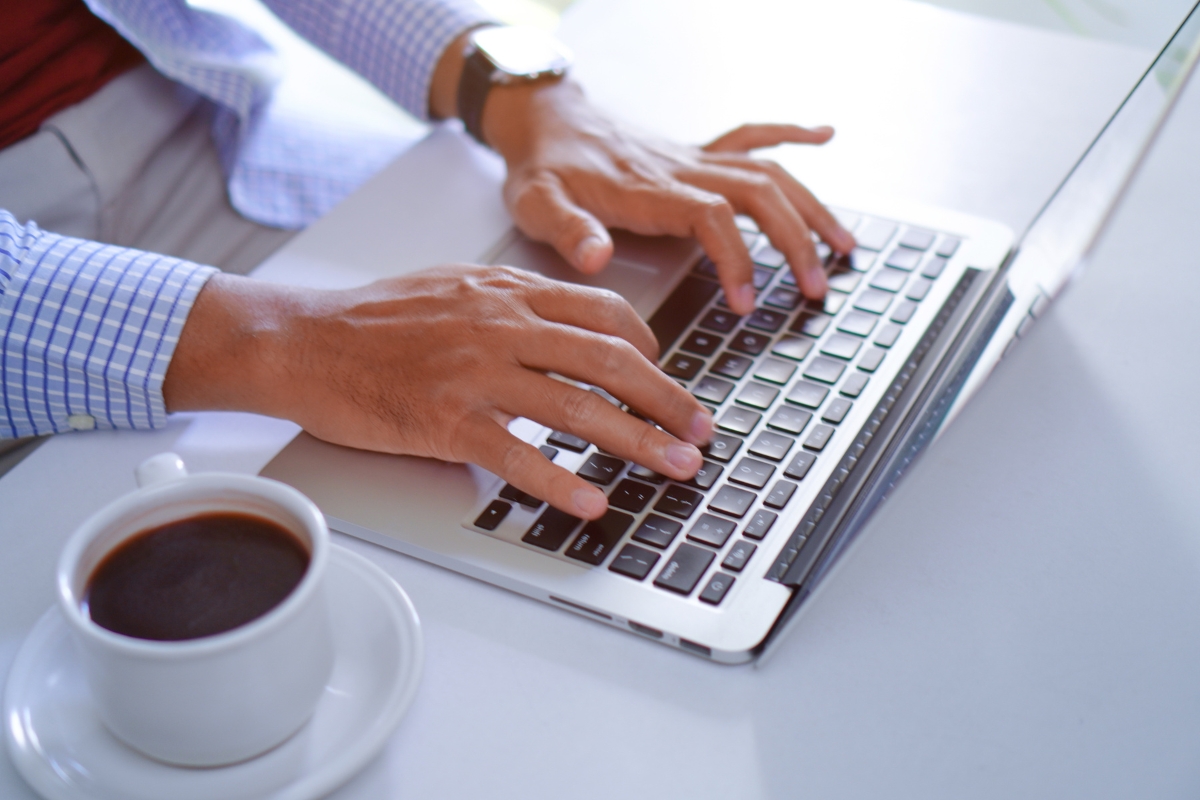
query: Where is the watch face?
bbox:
[473,26,574,78]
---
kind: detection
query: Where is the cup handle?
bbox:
[135,452,189,488]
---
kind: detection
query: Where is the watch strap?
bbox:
[458,45,495,145]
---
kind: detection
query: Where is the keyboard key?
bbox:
[854,289,893,315]
[632,514,683,548]
[729,330,770,355]
[654,544,715,595]
[722,540,757,572]
[832,208,860,230]
[565,509,634,565]
[687,513,737,548]
[804,423,836,451]
[823,293,847,315]
[547,430,589,452]
[680,330,723,356]
[736,215,759,232]
[717,407,761,436]
[841,372,869,398]
[822,397,853,424]
[687,460,723,491]
[869,267,908,293]
[906,277,933,301]
[790,310,831,337]
[899,227,936,250]
[803,356,846,384]
[475,500,512,531]
[699,572,736,605]
[654,484,704,519]
[884,247,922,271]
[785,381,829,409]
[699,308,741,333]
[736,381,779,410]
[847,248,877,272]
[730,457,775,489]
[499,484,542,508]
[708,485,757,518]
[891,300,918,324]
[523,507,582,550]
[538,445,559,461]
[856,219,898,251]
[663,353,704,380]
[820,333,863,361]
[609,479,657,513]
[746,308,787,333]
[936,236,961,257]
[693,376,735,405]
[875,322,902,348]
[741,229,763,249]
[771,335,815,362]
[921,256,948,279]
[693,256,720,278]
[608,544,660,580]
[578,453,626,485]
[764,480,797,509]
[711,352,753,380]
[754,357,797,385]
[827,271,862,294]
[628,464,665,484]
[858,347,886,373]
[703,432,743,463]
[748,431,795,462]
[753,268,773,289]
[753,242,787,269]
[743,509,777,540]
[784,451,817,480]
[763,287,801,310]
[838,310,877,338]
[768,406,812,435]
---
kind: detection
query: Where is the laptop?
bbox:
[261,4,1200,664]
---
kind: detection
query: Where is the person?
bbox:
[0,0,855,519]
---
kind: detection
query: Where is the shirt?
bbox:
[1,0,492,440]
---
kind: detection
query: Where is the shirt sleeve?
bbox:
[260,0,495,121]
[0,210,216,439]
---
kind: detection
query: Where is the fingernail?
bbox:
[809,267,829,296]
[815,125,834,136]
[572,487,607,518]
[666,442,702,473]
[689,409,713,444]
[734,284,756,313]
[836,228,857,253]
[574,236,603,269]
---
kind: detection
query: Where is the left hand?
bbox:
[482,80,857,315]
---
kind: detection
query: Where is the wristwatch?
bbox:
[457,26,574,145]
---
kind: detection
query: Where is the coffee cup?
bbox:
[56,452,335,767]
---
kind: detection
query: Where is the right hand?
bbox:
[164,265,713,519]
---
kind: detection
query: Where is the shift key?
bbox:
[654,543,716,595]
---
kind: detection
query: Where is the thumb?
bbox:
[507,174,614,274]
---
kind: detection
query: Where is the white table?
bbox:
[5,0,1198,797]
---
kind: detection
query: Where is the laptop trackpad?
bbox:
[488,230,699,319]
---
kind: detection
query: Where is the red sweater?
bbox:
[1,0,145,150]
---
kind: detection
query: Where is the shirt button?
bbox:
[67,414,96,431]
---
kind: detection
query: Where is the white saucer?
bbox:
[4,545,423,800]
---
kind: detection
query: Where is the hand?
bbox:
[163,267,712,519]
[483,81,856,316]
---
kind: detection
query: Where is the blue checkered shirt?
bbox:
[1,0,492,439]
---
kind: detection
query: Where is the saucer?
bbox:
[4,545,423,800]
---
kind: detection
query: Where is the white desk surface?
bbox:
[4,0,1199,797]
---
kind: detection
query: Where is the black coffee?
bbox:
[85,512,310,641]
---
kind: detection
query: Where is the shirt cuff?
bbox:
[1,213,216,439]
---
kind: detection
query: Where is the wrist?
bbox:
[482,77,584,161]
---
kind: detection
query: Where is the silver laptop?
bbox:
[262,5,1200,664]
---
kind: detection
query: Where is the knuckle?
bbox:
[557,386,597,429]
[498,437,531,478]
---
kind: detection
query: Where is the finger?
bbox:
[509,371,707,481]
[676,163,829,299]
[520,279,660,361]
[461,415,609,519]
[703,123,834,154]
[506,172,614,274]
[511,324,712,446]
[705,153,855,254]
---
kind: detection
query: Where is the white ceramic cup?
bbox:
[56,452,335,767]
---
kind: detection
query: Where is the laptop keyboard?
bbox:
[468,212,962,606]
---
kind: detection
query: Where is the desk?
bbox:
[4,0,1199,797]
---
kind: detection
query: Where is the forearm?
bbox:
[0,211,215,439]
